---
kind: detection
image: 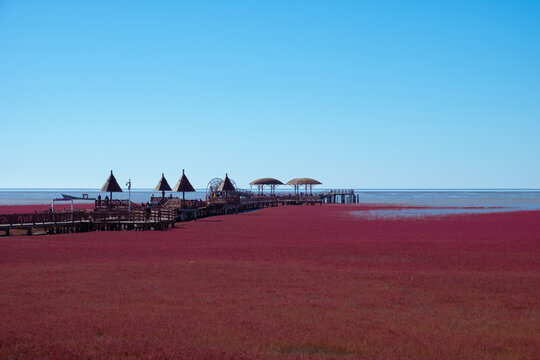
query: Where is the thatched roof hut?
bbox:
[154,173,172,192]
[217,173,236,192]
[154,173,172,199]
[100,170,123,199]
[172,169,196,200]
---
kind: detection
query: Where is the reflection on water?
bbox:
[350,190,540,209]
[346,190,540,218]
[350,206,540,220]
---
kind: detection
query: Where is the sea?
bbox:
[1,189,539,217]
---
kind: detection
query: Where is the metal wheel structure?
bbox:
[206,177,238,197]
[206,178,223,197]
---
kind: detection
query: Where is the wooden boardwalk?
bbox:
[319,189,358,203]
[0,194,325,237]
[0,208,177,236]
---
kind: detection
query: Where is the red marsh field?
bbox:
[0,204,539,359]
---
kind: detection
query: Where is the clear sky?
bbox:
[1,0,539,189]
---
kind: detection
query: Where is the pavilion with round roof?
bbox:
[286,178,322,195]
[249,178,283,195]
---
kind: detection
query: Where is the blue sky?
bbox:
[1,0,539,189]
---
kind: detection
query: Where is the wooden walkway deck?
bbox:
[0,208,177,236]
[319,189,358,203]
[0,195,324,236]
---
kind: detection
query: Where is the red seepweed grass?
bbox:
[0,204,539,359]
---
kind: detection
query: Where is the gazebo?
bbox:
[217,173,236,194]
[100,170,123,200]
[286,178,322,195]
[249,178,283,195]
[154,173,172,200]
[172,169,196,201]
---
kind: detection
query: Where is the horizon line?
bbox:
[1,187,539,191]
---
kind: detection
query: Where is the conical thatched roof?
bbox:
[217,173,236,192]
[100,170,123,192]
[154,173,172,192]
[249,178,283,185]
[172,169,196,192]
[286,178,322,186]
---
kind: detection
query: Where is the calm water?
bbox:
[0,188,539,211]
[349,207,538,220]
[349,190,540,219]
[352,190,540,208]
[0,189,207,205]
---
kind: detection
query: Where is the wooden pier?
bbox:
[319,189,358,204]
[0,208,177,236]
[0,194,325,237]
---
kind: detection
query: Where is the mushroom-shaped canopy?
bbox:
[154,173,172,192]
[172,169,196,193]
[217,173,236,192]
[249,178,283,185]
[286,178,322,186]
[100,170,123,192]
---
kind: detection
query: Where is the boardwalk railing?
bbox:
[91,208,177,223]
[94,199,133,208]
[319,189,357,203]
[321,189,355,196]
[163,199,205,209]
[0,210,91,226]
[0,208,176,229]
[1,194,327,236]
[207,194,322,206]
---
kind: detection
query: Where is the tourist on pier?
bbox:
[97,195,101,206]
[145,205,151,220]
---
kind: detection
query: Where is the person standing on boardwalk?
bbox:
[145,204,151,220]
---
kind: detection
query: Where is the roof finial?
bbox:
[182,169,185,175]
[110,170,113,175]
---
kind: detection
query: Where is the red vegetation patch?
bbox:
[1,204,539,359]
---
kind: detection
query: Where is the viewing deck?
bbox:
[319,189,358,203]
[0,194,327,236]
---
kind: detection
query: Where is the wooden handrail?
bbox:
[0,210,92,226]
